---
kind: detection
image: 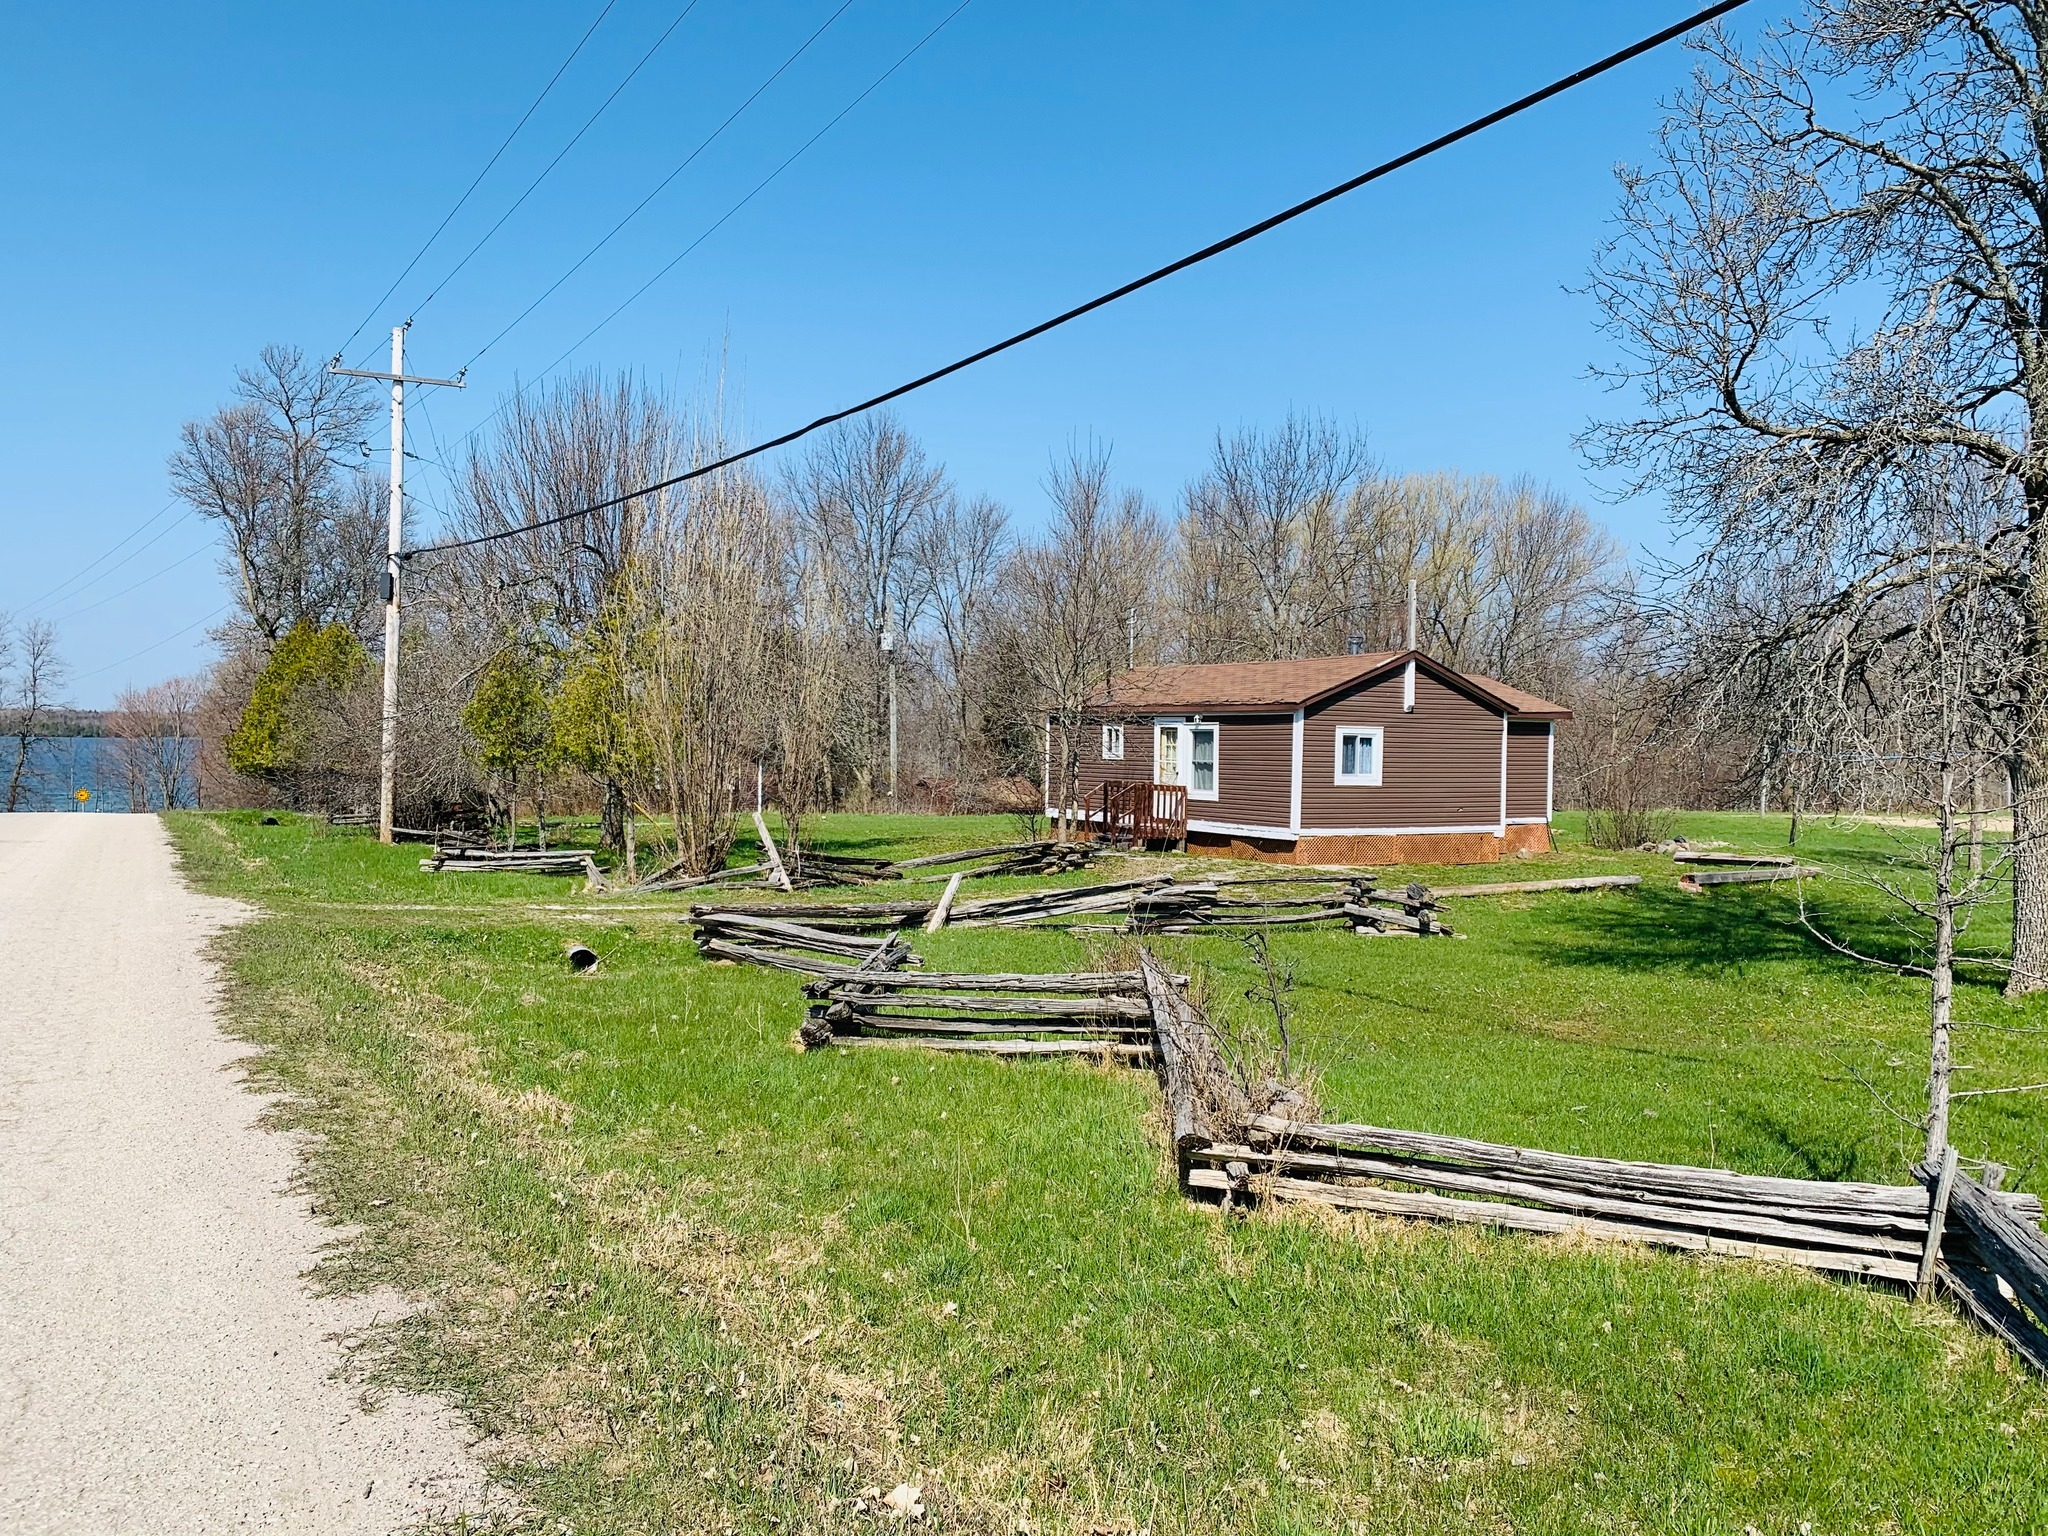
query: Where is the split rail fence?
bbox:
[684,908,2048,1370]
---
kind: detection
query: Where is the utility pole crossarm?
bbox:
[328,365,468,389]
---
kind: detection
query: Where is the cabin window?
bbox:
[1101,723,1125,760]
[1189,725,1217,797]
[1334,726,1383,786]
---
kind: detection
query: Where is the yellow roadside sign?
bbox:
[73,788,90,803]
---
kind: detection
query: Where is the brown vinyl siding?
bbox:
[1505,720,1550,819]
[1062,714,1155,812]
[1301,670,1503,829]
[1194,713,1293,828]
[1064,711,1291,827]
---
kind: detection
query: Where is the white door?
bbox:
[1154,723,1216,799]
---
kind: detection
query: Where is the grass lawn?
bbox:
[169,809,2048,1535]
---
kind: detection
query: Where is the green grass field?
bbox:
[169,809,2048,1534]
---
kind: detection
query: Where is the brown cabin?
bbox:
[1046,650,1571,865]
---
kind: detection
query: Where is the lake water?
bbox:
[2,735,201,811]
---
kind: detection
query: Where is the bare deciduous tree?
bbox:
[2,618,67,812]
[908,493,1011,782]
[1682,452,2026,1164]
[786,413,947,800]
[1391,473,1620,693]
[106,676,202,811]
[1013,445,1163,838]
[1589,3,2048,990]
[635,447,785,879]
[170,346,382,644]
[1175,415,1375,661]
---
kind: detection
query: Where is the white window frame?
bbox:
[1333,725,1384,787]
[1101,722,1125,761]
[1155,719,1220,802]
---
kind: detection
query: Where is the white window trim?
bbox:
[1333,725,1384,787]
[1101,722,1125,761]
[1496,716,1508,837]
[1154,718,1220,802]
[1545,720,1556,821]
[1288,709,1305,832]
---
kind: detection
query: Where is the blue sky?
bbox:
[0,1,1762,704]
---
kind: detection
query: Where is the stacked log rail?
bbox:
[689,909,920,976]
[422,846,603,889]
[685,875,1170,938]
[800,968,1152,1058]
[1672,851,1797,867]
[1129,877,1455,938]
[897,840,1099,879]
[1424,874,1643,899]
[1184,1115,2045,1288]
[1680,865,1822,892]
[786,840,1103,887]
[631,840,1100,894]
[1917,1160,2048,1372]
[952,874,1177,927]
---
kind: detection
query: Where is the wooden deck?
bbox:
[1092,781,1187,849]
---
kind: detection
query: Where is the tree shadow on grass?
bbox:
[1527,882,1948,982]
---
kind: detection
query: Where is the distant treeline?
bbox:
[0,708,107,738]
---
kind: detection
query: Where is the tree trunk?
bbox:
[1928,790,1958,1162]
[2012,482,2048,995]
[602,779,627,853]
[624,804,637,882]
[2011,756,2048,994]
[5,735,30,813]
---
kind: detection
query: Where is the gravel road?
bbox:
[0,814,493,1533]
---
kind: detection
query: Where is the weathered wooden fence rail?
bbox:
[798,967,1153,1058]
[691,917,2048,1371]
[423,846,604,889]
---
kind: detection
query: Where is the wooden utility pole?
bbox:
[882,597,898,802]
[330,327,463,843]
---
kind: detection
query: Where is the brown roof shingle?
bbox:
[1085,651,1571,719]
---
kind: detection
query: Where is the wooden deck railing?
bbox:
[1093,780,1188,848]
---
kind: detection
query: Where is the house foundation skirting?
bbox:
[1184,822,1553,866]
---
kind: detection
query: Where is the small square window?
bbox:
[1335,726,1382,786]
[1101,723,1125,760]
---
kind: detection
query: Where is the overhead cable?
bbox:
[435,0,978,463]
[49,542,219,625]
[407,0,1751,560]
[72,604,234,682]
[460,0,865,372]
[333,0,621,361]
[19,501,188,613]
[389,0,708,344]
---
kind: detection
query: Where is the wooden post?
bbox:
[1917,1142,1959,1301]
[754,810,794,892]
[923,870,967,933]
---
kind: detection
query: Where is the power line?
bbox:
[26,508,199,616]
[406,0,1751,562]
[48,542,218,624]
[459,0,863,373]
[16,500,186,613]
[72,604,233,683]
[388,0,708,346]
[333,0,621,362]
[426,0,980,475]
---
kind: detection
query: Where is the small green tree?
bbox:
[463,647,555,848]
[225,620,368,791]
[554,617,644,874]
